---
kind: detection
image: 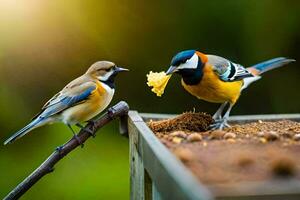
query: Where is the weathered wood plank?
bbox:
[129,118,145,200]
[152,183,162,200]
[144,170,153,200]
[128,111,213,200]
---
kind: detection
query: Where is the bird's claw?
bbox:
[87,120,96,126]
[73,134,84,148]
[77,122,96,138]
[84,127,96,138]
[212,118,224,123]
[209,119,230,130]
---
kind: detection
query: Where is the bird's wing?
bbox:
[37,78,97,119]
[207,55,254,82]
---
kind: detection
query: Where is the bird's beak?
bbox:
[165,66,178,75]
[115,66,129,73]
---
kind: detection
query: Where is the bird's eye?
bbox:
[105,68,111,72]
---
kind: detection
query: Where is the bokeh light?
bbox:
[0,0,299,199]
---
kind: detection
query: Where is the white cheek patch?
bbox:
[177,53,199,70]
[98,70,114,81]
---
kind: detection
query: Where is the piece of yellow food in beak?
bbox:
[147,71,172,97]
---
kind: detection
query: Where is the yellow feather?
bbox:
[62,81,114,123]
[181,64,242,105]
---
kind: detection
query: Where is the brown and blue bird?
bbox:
[4,61,128,145]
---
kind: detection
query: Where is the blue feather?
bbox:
[171,50,195,66]
[251,57,295,74]
[219,67,231,81]
[4,118,42,145]
[61,86,95,106]
[41,86,96,118]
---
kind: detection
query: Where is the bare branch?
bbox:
[4,101,129,200]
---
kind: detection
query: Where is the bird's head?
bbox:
[165,50,208,85]
[86,61,129,84]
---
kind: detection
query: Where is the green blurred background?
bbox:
[0,0,299,199]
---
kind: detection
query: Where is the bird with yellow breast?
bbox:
[4,61,128,145]
[165,50,295,129]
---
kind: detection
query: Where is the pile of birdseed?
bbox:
[147,112,213,133]
[148,114,300,185]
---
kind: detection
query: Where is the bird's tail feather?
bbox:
[4,118,41,145]
[247,57,295,75]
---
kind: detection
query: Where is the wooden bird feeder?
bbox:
[127,111,300,200]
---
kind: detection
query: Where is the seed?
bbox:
[258,131,279,141]
[293,133,300,141]
[169,131,187,138]
[257,131,265,137]
[223,132,236,139]
[265,131,279,141]
[156,133,163,138]
[260,138,267,143]
[172,137,183,144]
[163,135,169,139]
[209,130,226,139]
[187,133,202,142]
[227,138,236,143]
[173,148,194,162]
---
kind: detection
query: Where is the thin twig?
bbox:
[4,101,129,200]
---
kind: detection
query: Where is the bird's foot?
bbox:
[73,134,84,148]
[107,107,117,119]
[209,119,230,130]
[77,123,96,138]
[87,119,96,126]
[84,127,96,138]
